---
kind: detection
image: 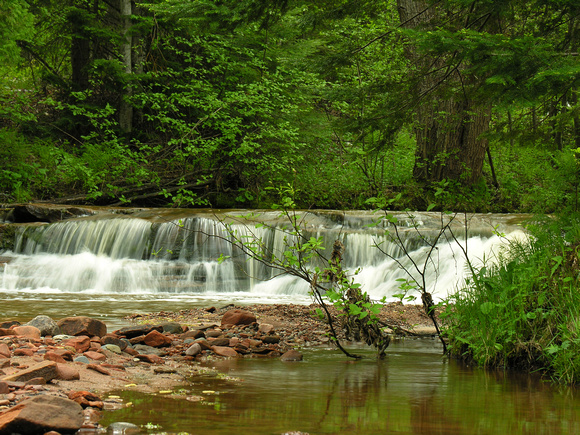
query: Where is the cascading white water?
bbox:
[0,210,525,305]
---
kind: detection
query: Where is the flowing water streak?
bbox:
[0,211,524,303]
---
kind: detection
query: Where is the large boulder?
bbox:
[26,315,60,336]
[221,309,257,327]
[0,395,84,434]
[57,316,107,337]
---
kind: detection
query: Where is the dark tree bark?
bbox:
[119,0,133,133]
[397,0,492,185]
[69,5,92,91]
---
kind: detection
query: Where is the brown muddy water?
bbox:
[98,340,580,435]
[3,297,580,434]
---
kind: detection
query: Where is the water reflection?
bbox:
[99,340,580,434]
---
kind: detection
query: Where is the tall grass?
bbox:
[442,214,580,384]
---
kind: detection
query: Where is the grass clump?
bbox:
[442,214,580,384]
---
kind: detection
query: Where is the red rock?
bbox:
[24,377,46,385]
[0,343,10,358]
[101,363,126,371]
[258,323,275,334]
[57,316,107,338]
[0,395,83,433]
[210,337,230,347]
[221,309,257,327]
[44,351,67,364]
[56,363,80,381]
[245,339,263,347]
[129,335,145,345]
[212,346,239,358]
[135,354,163,364]
[11,326,41,340]
[280,350,303,361]
[13,348,34,357]
[87,364,110,376]
[83,351,106,361]
[52,349,74,361]
[0,328,16,337]
[229,337,240,347]
[143,330,172,348]
[0,381,9,394]
[181,329,205,339]
[123,347,139,356]
[62,336,90,352]
[83,407,103,424]
[1,360,59,383]
[68,391,103,408]
[194,339,212,351]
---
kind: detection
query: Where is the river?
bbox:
[3,207,574,434]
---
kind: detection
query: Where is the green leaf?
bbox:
[480,301,495,315]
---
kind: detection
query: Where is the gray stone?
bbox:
[185,343,202,357]
[161,322,185,334]
[211,337,230,347]
[101,344,122,354]
[73,356,91,364]
[101,335,128,351]
[26,315,60,337]
[133,344,166,356]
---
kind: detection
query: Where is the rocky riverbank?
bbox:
[0,303,438,434]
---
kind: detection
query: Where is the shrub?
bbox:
[443,214,580,383]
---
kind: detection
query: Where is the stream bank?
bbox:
[0,303,438,433]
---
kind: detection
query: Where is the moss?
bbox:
[0,224,16,251]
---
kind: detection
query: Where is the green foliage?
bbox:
[0,0,578,212]
[0,0,34,62]
[0,128,91,202]
[443,214,580,383]
[487,144,580,213]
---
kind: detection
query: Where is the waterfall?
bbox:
[0,210,524,304]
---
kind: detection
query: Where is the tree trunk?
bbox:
[397,0,491,185]
[119,0,133,133]
[69,6,92,91]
